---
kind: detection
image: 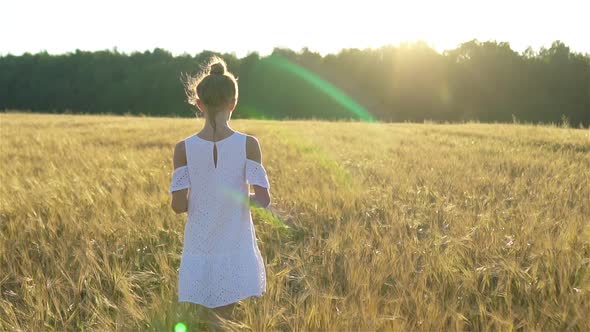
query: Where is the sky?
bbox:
[2,0,589,58]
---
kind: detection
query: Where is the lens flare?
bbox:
[235,104,272,120]
[218,184,250,207]
[263,55,376,122]
[174,322,187,332]
[217,185,292,234]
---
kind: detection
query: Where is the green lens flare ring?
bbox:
[174,322,187,332]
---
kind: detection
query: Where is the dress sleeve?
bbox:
[245,159,270,188]
[169,165,191,193]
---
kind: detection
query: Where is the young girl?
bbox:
[169,56,271,325]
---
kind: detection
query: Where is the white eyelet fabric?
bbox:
[169,165,191,193]
[174,131,267,308]
[245,159,270,188]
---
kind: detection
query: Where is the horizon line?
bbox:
[1,38,588,58]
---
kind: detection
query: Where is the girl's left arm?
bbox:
[246,135,271,208]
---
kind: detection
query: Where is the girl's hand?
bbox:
[249,193,270,209]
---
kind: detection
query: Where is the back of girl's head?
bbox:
[183,56,238,110]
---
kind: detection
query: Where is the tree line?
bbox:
[1,40,588,127]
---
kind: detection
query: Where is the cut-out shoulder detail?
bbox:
[245,159,270,188]
[173,140,188,169]
[170,165,190,193]
[246,135,262,163]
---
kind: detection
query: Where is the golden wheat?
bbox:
[1,112,589,331]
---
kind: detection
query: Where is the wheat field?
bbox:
[1,112,589,331]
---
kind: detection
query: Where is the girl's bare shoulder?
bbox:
[245,134,262,163]
[173,139,188,168]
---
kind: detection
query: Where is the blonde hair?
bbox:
[182,56,238,133]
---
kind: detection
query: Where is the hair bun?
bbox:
[210,62,225,75]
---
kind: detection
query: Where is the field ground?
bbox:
[1,112,589,331]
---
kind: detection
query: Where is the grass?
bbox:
[1,111,589,331]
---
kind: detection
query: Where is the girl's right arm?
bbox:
[170,140,190,214]
[246,135,271,208]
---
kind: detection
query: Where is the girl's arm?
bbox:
[246,135,271,208]
[249,192,267,208]
[170,140,190,214]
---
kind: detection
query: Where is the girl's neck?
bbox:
[203,121,232,133]
[198,109,233,139]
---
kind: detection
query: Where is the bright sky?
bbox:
[2,0,589,57]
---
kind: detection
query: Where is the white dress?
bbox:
[169,130,270,308]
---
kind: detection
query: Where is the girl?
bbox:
[169,56,271,326]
